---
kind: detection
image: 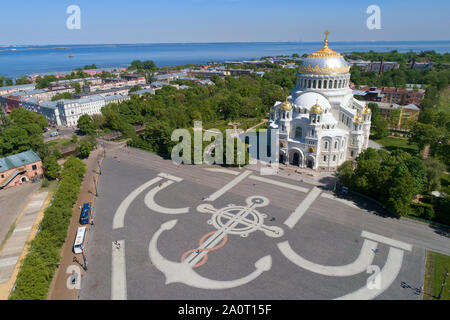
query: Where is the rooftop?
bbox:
[0,150,41,173]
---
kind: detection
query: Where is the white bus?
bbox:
[73,227,87,254]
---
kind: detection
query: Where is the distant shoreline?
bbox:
[1,41,448,79]
[1,40,450,49]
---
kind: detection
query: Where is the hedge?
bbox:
[410,202,435,220]
[9,156,86,300]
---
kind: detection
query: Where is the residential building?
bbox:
[365,61,399,73]
[0,150,43,190]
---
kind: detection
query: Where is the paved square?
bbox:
[78,148,450,300]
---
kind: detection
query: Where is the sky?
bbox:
[0,0,449,45]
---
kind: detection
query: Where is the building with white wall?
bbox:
[268,32,372,171]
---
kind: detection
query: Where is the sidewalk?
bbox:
[47,141,125,300]
[246,160,335,187]
[0,190,51,299]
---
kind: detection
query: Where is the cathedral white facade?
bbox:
[268,32,372,171]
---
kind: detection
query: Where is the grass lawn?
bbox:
[203,118,264,132]
[424,251,450,300]
[437,87,450,115]
[45,138,73,149]
[373,136,419,155]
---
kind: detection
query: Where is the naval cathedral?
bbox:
[268,31,372,171]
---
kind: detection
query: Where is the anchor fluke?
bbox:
[255,255,272,271]
[162,219,178,230]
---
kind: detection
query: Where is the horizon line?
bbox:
[1,39,450,47]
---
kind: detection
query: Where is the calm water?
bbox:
[0,41,449,79]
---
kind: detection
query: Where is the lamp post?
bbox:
[333,172,339,192]
[237,151,241,169]
[93,176,98,197]
[437,267,448,300]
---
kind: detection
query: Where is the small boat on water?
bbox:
[68,54,74,58]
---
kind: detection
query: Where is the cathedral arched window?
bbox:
[324,141,328,150]
[338,80,342,88]
[313,80,316,88]
[323,80,327,89]
[335,141,338,149]
[334,80,337,88]
[318,80,322,89]
[295,127,303,139]
[308,80,311,88]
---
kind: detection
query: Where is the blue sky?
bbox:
[1,0,449,45]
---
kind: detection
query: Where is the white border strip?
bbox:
[204,168,240,176]
[250,176,309,193]
[113,177,162,230]
[361,231,412,252]
[284,187,321,229]
[158,172,184,182]
[206,170,252,202]
[111,240,127,300]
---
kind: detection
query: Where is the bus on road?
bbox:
[73,227,87,254]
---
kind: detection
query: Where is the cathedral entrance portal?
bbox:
[307,158,314,169]
[290,152,300,166]
[292,153,300,166]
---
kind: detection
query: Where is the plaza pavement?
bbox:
[77,146,450,300]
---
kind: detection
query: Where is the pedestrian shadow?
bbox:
[401,281,437,299]
[400,281,425,296]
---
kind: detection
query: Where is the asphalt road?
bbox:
[78,147,449,300]
[0,183,40,247]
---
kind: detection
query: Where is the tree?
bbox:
[71,134,78,144]
[129,85,141,93]
[409,123,439,153]
[77,114,95,135]
[70,82,81,94]
[424,158,446,191]
[51,92,74,101]
[9,108,48,131]
[43,155,60,180]
[15,76,32,85]
[372,116,389,139]
[337,161,355,187]
[0,127,31,156]
[404,156,428,193]
[385,164,415,217]
[77,140,94,159]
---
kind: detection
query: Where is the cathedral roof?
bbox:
[298,30,350,75]
[362,105,372,114]
[310,102,323,114]
[293,91,331,112]
[281,100,293,111]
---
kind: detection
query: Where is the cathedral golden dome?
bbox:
[298,30,351,75]
[281,100,293,111]
[310,101,323,114]
[362,105,372,114]
[353,113,363,123]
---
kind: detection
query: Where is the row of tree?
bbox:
[10,156,86,300]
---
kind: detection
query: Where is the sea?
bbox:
[0,41,449,79]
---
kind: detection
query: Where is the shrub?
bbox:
[410,202,435,220]
[41,179,49,188]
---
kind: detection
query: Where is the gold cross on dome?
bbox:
[324,30,330,46]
